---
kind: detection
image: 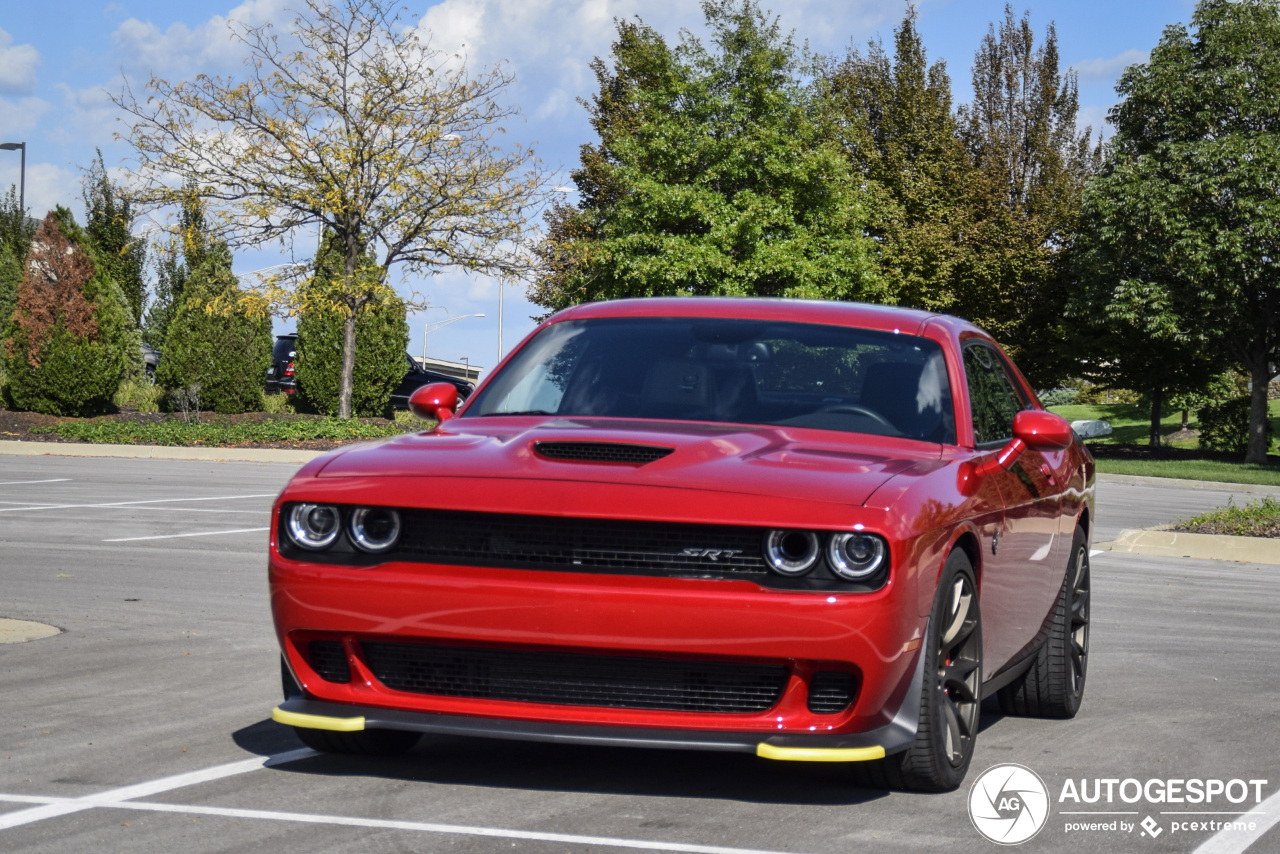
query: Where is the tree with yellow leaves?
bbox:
[114,0,545,417]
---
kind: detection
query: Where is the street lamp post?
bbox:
[422,313,485,364]
[0,142,26,216]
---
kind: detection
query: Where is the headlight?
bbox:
[826,532,887,580]
[349,507,401,553]
[286,503,341,549]
[763,530,820,575]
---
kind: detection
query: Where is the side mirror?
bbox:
[408,382,459,422]
[1012,409,1074,452]
[969,410,1072,481]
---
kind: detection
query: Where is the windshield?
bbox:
[466,317,954,443]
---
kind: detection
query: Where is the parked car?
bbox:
[390,355,475,408]
[268,298,1094,791]
[265,334,299,395]
[141,344,160,383]
[265,334,475,405]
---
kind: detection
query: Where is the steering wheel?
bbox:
[821,404,898,432]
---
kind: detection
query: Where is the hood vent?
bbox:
[533,441,674,465]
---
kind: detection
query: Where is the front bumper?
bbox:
[273,632,925,762]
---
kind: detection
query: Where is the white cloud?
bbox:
[1077,103,1111,140]
[1072,48,1148,82]
[110,0,293,78]
[0,95,50,136]
[0,161,79,217]
[0,27,41,95]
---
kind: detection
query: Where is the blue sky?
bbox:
[0,0,1196,372]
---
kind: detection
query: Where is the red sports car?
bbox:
[269,298,1093,791]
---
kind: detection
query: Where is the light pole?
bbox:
[460,355,471,380]
[422,313,485,364]
[0,142,26,217]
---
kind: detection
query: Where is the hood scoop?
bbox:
[533,441,674,465]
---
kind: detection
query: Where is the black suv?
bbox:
[265,334,476,406]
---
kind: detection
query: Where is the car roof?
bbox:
[553,297,945,336]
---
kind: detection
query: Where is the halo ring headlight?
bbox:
[826,532,887,580]
[287,503,341,550]
[349,507,402,553]
[764,530,820,575]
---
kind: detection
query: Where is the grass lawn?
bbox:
[1048,400,1280,486]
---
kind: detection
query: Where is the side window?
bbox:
[963,344,1025,446]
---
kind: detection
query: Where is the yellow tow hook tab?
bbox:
[272,706,366,732]
[756,743,886,762]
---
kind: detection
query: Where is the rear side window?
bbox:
[963,344,1026,446]
[272,338,297,361]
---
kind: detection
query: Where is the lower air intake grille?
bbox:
[307,640,351,683]
[361,642,787,713]
[807,670,857,714]
[534,442,674,464]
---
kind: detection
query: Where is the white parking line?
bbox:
[0,790,801,854]
[0,746,804,854]
[0,748,314,831]
[0,493,275,514]
[1194,786,1280,854]
[104,527,270,542]
[0,478,72,485]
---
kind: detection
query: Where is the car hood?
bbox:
[316,418,943,507]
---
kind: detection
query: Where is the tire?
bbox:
[859,549,983,792]
[997,526,1090,718]
[291,725,421,756]
[279,656,420,756]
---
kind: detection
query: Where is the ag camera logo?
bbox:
[969,764,1051,845]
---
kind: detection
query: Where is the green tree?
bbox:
[143,184,209,350]
[1070,150,1221,447]
[294,231,409,417]
[532,0,882,311]
[84,150,147,327]
[1077,0,1280,463]
[0,185,35,348]
[116,0,545,418]
[824,7,973,314]
[4,209,134,415]
[955,4,1100,384]
[154,243,272,414]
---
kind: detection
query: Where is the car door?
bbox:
[963,342,1064,672]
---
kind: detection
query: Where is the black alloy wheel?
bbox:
[858,549,982,792]
[998,526,1091,718]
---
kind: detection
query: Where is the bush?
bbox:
[292,231,409,418]
[1074,380,1140,406]
[1038,387,1079,407]
[1197,396,1256,456]
[114,377,162,413]
[3,209,133,416]
[155,245,272,414]
[295,295,409,418]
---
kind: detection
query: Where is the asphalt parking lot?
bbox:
[0,452,1277,853]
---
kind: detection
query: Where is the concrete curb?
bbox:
[0,439,324,465]
[1098,528,1280,565]
[1096,472,1280,495]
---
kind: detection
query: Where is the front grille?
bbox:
[807,670,858,714]
[534,441,674,464]
[308,640,351,683]
[397,510,767,578]
[361,642,788,713]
